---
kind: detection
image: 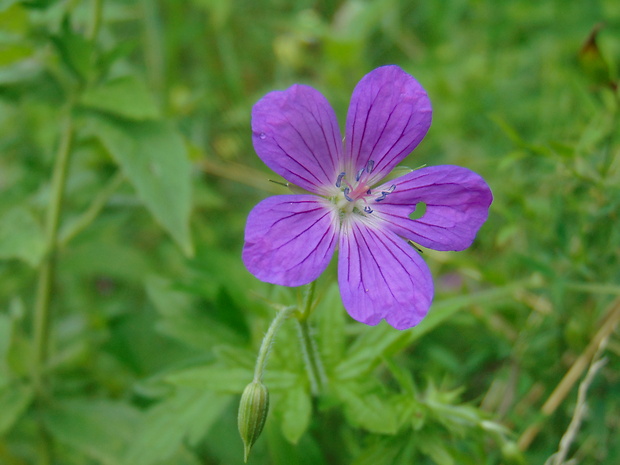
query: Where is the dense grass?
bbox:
[0,1,618,464]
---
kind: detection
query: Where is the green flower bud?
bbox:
[238,380,269,462]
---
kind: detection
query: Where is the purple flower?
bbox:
[243,65,492,330]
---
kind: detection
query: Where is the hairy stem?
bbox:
[295,318,327,396]
[253,306,296,383]
[295,281,327,395]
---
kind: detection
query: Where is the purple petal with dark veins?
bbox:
[243,195,339,286]
[252,85,343,195]
[338,220,433,330]
[344,65,432,184]
[372,165,493,251]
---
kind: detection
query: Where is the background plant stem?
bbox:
[31,111,74,397]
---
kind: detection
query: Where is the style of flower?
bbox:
[242,65,492,330]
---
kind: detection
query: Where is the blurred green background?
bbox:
[0,0,619,464]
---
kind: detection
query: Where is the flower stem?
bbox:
[296,281,327,396]
[32,111,75,397]
[298,280,316,321]
[295,318,327,396]
[253,306,296,383]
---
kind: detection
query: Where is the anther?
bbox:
[335,172,346,188]
[363,206,373,214]
[355,167,365,182]
[366,159,375,173]
[366,189,372,195]
[343,187,353,202]
[375,184,396,202]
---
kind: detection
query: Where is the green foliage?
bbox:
[0,0,619,464]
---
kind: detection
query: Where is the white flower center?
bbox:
[330,160,395,221]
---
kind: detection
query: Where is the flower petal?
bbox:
[338,220,433,330]
[345,65,432,184]
[373,165,493,251]
[252,85,343,194]
[243,195,338,287]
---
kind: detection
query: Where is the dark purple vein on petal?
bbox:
[373,110,416,176]
[272,209,333,251]
[269,205,325,229]
[272,138,323,186]
[355,223,398,301]
[287,120,332,182]
[356,87,383,168]
[284,225,336,273]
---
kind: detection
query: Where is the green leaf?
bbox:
[418,433,456,465]
[0,207,46,266]
[335,284,522,380]
[334,323,401,381]
[0,312,12,371]
[279,383,311,444]
[333,381,399,434]
[314,282,345,371]
[124,388,231,465]
[146,276,246,349]
[90,116,193,256]
[0,382,33,435]
[166,365,252,393]
[50,15,94,80]
[80,76,160,120]
[44,398,140,465]
[167,363,299,393]
[351,435,406,465]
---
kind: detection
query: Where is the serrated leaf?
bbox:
[418,433,456,465]
[80,75,160,120]
[334,382,399,434]
[351,435,405,465]
[334,323,401,380]
[125,388,231,465]
[0,207,46,266]
[146,276,246,349]
[44,399,140,465]
[91,116,193,256]
[0,382,33,434]
[279,383,311,444]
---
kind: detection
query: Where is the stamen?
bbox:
[355,167,365,182]
[363,206,373,214]
[375,184,396,202]
[343,187,353,202]
[366,159,375,173]
[335,172,346,188]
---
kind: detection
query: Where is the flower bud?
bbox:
[238,380,269,462]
